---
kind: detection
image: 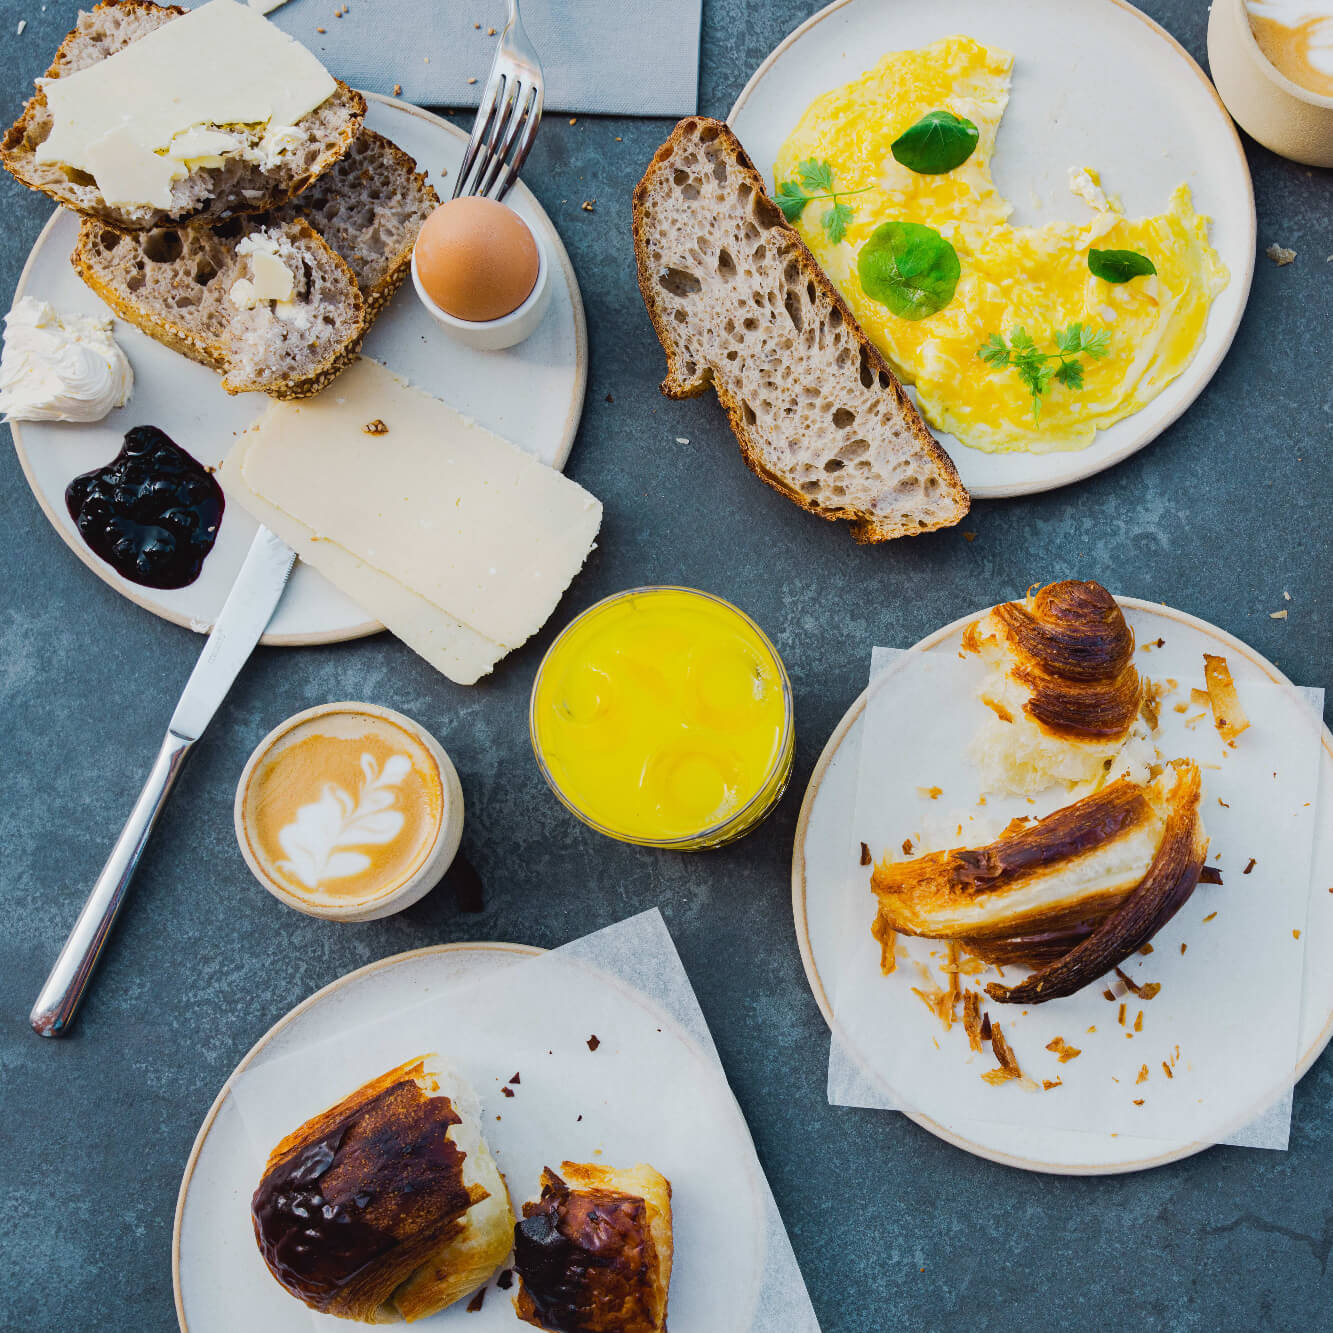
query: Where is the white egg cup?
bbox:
[411,225,551,351]
[234,702,465,923]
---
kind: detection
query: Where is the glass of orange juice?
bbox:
[530,587,794,849]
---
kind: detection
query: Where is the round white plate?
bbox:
[11,94,587,645]
[174,942,766,1331]
[793,600,1333,1174]
[728,0,1255,499]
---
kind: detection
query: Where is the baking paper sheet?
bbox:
[226,909,819,1331]
[826,642,1324,1151]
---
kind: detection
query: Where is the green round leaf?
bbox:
[890,111,979,175]
[1088,248,1157,283]
[857,221,961,321]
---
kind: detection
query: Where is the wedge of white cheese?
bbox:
[220,357,602,684]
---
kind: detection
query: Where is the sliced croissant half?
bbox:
[251,1054,513,1323]
[871,760,1207,1004]
[514,1161,673,1333]
[965,579,1143,795]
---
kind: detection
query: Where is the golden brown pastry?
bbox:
[251,1055,513,1323]
[964,579,1143,795]
[872,761,1206,1003]
[513,1161,673,1333]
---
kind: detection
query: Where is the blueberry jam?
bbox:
[65,426,224,590]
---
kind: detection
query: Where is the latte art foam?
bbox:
[242,712,444,906]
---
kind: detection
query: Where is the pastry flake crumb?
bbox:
[1202,653,1250,743]
[1043,1078,1062,1090]
[363,418,388,435]
[509,1071,521,1084]
[496,1269,514,1290]
[17,18,27,34]
[901,837,914,855]
[963,991,984,1052]
[917,785,943,799]
[1294,929,1302,939]
[1202,911,1217,923]
[392,83,402,96]
[1046,1036,1082,1063]
[586,1034,600,1051]
[1243,857,1256,874]
[859,841,872,866]
[466,1288,485,1312]
[1270,609,1288,619]
[1266,243,1296,265]
[1136,1063,1149,1084]
[500,1086,514,1098]
[1133,1098,1145,1106]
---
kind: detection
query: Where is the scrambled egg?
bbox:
[773,36,1229,454]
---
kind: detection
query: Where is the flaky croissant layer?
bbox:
[871,760,1207,1004]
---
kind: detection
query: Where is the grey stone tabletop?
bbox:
[1,2,1330,1330]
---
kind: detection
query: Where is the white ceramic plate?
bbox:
[173,942,767,1331]
[728,0,1255,499]
[11,94,587,645]
[792,600,1333,1174]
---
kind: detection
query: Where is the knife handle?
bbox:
[30,730,194,1037]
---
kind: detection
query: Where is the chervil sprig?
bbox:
[775,158,871,244]
[978,323,1110,422]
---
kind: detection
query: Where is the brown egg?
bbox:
[413,197,540,322]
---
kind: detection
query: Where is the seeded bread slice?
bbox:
[73,216,366,399]
[633,117,968,542]
[2,0,365,231]
[272,129,440,321]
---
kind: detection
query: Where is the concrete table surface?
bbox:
[1,2,1330,1330]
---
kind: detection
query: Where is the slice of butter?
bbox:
[38,0,335,209]
[223,357,602,682]
[230,234,295,309]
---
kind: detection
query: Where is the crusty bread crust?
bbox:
[72,216,365,399]
[632,117,969,542]
[2,0,365,230]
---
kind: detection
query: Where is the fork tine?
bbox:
[469,82,518,199]
[476,79,528,198]
[452,70,506,200]
[494,84,542,202]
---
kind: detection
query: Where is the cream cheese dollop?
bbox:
[0,297,133,424]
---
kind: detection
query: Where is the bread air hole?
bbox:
[742,402,757,426]
[98,229,120,251]
[659,267,701,297]
[717,248,736,279]
[824,458,845,473]
[858,345,875,389]
[143,230,183,263]
[833,407,855,429]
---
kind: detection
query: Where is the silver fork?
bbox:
[452,0,544,202]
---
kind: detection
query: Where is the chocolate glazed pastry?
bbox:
[65,425,223,588]
[871,761,1207,1004]
[251,1055,512,1322]
[514,1162,673,1333]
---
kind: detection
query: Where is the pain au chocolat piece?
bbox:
[964,579,1143,795]
[871,761,1206,1004]
[513,1162,673,1333]
[251,1055,512,1323]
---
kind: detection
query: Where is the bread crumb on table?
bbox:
[1270,609,1288,619]
[1266,243,1296,265]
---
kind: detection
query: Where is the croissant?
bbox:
[251,1055,513,1323]
[964,579,1143,795]
[871,761,1207,1004]
[513,1161,673,1333]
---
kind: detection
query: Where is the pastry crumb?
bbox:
[1266,243,1296,265]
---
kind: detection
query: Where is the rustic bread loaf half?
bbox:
[2,0,365,231]
[633,117,969,542]
[73,216,365,399]
[271,129,440,321]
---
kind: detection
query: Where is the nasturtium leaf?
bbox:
[858,222,961,320]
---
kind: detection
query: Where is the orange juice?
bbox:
[531,588,794,847]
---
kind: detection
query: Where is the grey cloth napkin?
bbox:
[263,0,702,116]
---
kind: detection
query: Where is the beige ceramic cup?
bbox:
[1208,0,1333,166]
[234,702,464,921]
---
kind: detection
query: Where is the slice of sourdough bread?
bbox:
[73,217,365,399]
[633,117,969,542]
[271,129,440,321]
[2,1,365,231]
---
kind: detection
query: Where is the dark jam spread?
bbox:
[514,1174,656,1333]
[250,1076,471,1315]
[64,425,223,589]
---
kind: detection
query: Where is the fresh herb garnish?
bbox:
[775,158,871,243]
[977,323,1111,421]
[891,110,979,175]
[857,221,960,321]
[1088,248,1157,283]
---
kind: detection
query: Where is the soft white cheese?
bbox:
[222,358,603,682]
[37,0,335,209]
[0,297,133,424]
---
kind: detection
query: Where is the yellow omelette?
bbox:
[773,36,1229,454]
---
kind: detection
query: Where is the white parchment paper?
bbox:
[226,909,820,1331]
[827,640,1324,1152]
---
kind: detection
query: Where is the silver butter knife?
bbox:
[30,525,297,1037]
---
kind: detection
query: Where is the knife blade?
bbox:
[30,525,297,1037]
